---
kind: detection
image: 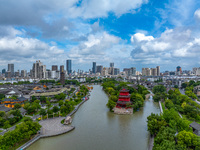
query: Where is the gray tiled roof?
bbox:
[190,122,200,130]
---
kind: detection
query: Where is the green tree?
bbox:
[0,111,5,117]
[106,100,116,111]
[0,94,5,100]
[52,106,59,113]
[3,120,10,130]
[177,130,200,148]
[58,100,64,106]
[60,106,67,113]
[14,103,21,109]
[39,109,47,116]
[31,95,37,102]
[40,96,47,103]
[147,113,167,135]
[153,85,166,94]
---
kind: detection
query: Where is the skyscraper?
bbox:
[8,64,14,77]
[110,62,114,68]
[60,72,65,85]
[176,66,182,75]
[31,60,46,79]
[52,65,58,71]
[92,62,96,74]
[66,60,72,75]
[2,69,6,74]
[156,66,160,76]
[60,65,64,73]
[96,65,103,74]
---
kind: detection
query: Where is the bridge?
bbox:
[145,93,154,99]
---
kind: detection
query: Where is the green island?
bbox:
[102,78,149,112]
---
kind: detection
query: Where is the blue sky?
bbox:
[0,0,200,72]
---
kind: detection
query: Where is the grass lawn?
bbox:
[0,130,2,133]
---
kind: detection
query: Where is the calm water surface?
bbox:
[28,85,160,150]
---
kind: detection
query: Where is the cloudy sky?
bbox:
[0,0,200,72]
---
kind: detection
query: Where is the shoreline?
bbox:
[17,93,90,150]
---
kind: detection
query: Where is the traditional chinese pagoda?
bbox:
[116,88,131,108]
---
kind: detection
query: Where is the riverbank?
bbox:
[17,93,90,150]
[27,85,160,150]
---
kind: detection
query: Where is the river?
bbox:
[28,85,160,150]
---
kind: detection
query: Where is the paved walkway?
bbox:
[40,117,74,137]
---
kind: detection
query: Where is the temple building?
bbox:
[116,88,131,108]
[1,97,28,108]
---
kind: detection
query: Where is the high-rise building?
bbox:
[8,64,14,77]
[151,68,157,76]
[114,68,120,75]
[156,66,160,76]
[108,67,114,75]
[15,71,20,77]
[193,67,200,75]
[52,65,58,71]
[2,69,6,74]
[96,65,103,75]
[60,72,65,85]
[21,70,27,78]
[31,60,46,79]
[110,62,114,68]
[66,60,72,75]
[5,71,11,78]
[130,67,136,76]
[92,62,96,74]
[60,65,64,73]
[142,68,151,76]
[176,66,182,75]
[102,67,108,76]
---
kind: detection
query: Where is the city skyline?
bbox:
[0,0,200,71]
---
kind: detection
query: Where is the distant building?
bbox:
[108,67,114,75]
[15,71,20,77]
[151,68,157,76]
[66,60,72,75]
[5,71,11,78]
[114,68,120,75]
[52,65,58,71]
[142,68,151,76]
[110,62,114,68]
[97,65,103,75]
[60,72,65,85]
[8,64,14,77]
[21,70,27,78]
[156,66,160,76]
[30,60,46,79]
[92,62,96,74]
[60,65,64,73]
[102,67,108,76]
[130,67,136,76]
[193,67,200,75]
[2,69,6,74]
[176,66,182,75]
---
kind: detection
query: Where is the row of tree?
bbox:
[147,109,200,149]
[0,119,41,150]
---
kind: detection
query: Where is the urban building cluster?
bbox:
[1,61,200,83]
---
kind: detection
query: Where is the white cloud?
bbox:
[194,8,200,19]
[130,28,200,67]
[0,27,65,69]
[69,0,148,18]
